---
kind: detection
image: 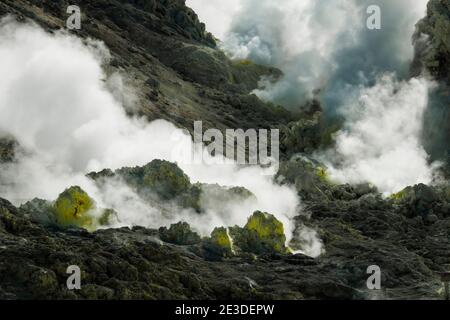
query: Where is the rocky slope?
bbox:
[0,0,449,300]
[0,0,288,135]
[412,0,450,83]
[412,0,450,167]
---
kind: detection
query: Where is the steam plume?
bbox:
[0,17,312,250]
[317,75,441,194]
[188,0,442,193]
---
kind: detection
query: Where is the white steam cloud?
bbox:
[211,0,429,108]
[0,17,315,250]
[187,0,440,194]
[317,75,441,194]
[186,0,242,40]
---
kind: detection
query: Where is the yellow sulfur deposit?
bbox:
[244,211,287,253]
[53,186,95,229]
[210,227,234,254]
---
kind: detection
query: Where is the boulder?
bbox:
[117,160,191,201]
[281,111,323,154]
[0,137,17,162]
[276,155,333,201]
[159,221,201,245]
[198,183,256,212]
[277,155,379,202]
[230,211,288,255]
[53,186,96,229]
[205,227,234,257]
[86,169,114,182]
[98,209,119,227]
[52,186,116,230]
[391,183,449,219]
[20,198,55,226]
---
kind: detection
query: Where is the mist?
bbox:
[0,17,318,251]
[188,0,443,194]
[316,75,441,194]
[186,0,242,40]
[206,0,428,109]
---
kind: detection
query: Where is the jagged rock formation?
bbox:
[19,187,117,230]
[412,0,450,170]
[276,155,377,202]
[206,227,234,257]
[53,186,96,229]
[391,183,450,221]
[159,221,201,245]
[88,159,256,213]
[116,160,193,202]
[53,186,117,230]
[412,0,450,83]
[281,110,323,155]
[204,211,289,258]
[229,211,289,255]
[0,137,17,163]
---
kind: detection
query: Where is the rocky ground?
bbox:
[0,186,449,300]
[0,157,449,300]
[0,0,449,300]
